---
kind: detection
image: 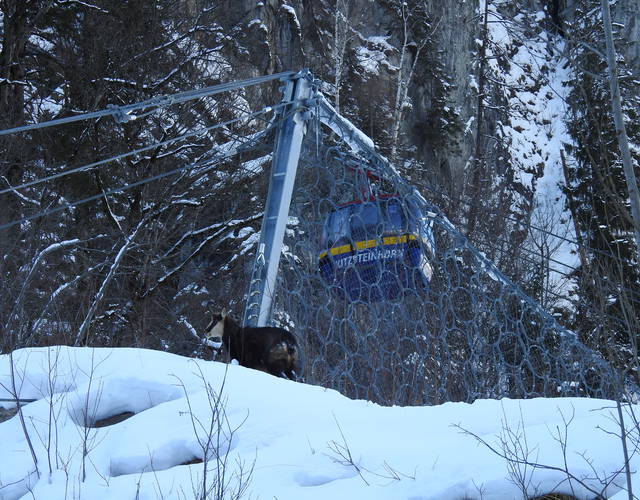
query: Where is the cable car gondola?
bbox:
[318,193,434,301]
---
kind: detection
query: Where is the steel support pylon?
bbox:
[243,70,316,327]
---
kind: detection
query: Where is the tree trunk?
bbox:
[0,0,56,124]
[466,0,490,238]
[601,0,640,262]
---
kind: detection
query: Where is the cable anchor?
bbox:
[107,104,135,123]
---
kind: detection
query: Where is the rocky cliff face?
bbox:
[249,0,483,189]
[217,0,560,204]
[184,0,618,273]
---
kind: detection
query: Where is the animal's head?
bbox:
[266,340,299,381]
[204,308,228,343]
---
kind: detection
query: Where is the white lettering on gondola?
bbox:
[335,248,401,268]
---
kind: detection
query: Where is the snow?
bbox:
[317,94,377,154]
[356,36,395,75]
[280,4,300,32]
[241,155,269,176]
[247,19,267,32]
[483,2,580,295]
[0,346,637,500]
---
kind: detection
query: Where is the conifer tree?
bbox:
[563,0,640,379]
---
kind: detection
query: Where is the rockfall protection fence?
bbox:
[256,75,615,406]
[0,70,616,406]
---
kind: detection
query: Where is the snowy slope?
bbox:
[0,347,635,500]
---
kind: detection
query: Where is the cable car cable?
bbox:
[0,71,297,137]
[0,101,288,196]
[0,104,303,231]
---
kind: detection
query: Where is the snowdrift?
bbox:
[0,346,633,500]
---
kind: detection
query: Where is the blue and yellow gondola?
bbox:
[318,194,434,301]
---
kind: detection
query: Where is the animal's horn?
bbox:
[204,317,215,333]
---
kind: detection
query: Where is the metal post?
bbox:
[243,70,316,327]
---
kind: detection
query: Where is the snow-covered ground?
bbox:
[0,346,636,500]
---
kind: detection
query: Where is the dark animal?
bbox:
[204,309,299,380]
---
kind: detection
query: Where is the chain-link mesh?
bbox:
[267,116,614,406]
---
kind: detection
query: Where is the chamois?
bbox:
[205,309,299,380]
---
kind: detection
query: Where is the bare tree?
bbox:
[387,1,438,162]
[600,0,640,261]
[0,0,59,124]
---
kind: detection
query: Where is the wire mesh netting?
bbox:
[1,69,616,406]
[266,115,615,407]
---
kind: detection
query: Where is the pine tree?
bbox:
[562,0,640,380]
